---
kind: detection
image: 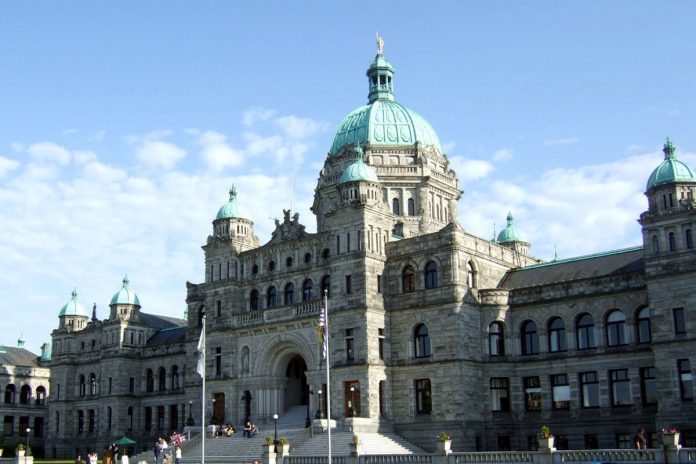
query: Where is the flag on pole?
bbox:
[196,327,205,377]
[316,305,327,359]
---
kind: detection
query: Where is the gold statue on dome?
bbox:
[376,32,384,54]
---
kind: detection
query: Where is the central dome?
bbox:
[329,40,442,156]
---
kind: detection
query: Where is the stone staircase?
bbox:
[293,430,424,456]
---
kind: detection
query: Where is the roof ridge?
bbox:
[519,246,643,270]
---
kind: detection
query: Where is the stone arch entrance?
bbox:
[285,355,308,409]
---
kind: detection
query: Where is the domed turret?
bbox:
[329,36,442,156]
[646,138,696,191]
[216,186,242,220]
[340,146,379,183]
[110,275,140,306]
[497,212,525,244]
[58,288,89,331]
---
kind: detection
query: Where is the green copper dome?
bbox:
[110,275,140,306]
[59,288,86,317]
[329,38,442,156]
[646,138,696,191]
[340,146,379,183]
[216,185,241,220]
[497,212,526,244]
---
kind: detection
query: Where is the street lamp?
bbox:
[305,387,313,428]
[186,400,194,426]
[272,413,279,451]
[317,389,323,419]
[350,386,355,417]
[25,427,31,457]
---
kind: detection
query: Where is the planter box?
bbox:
[661,433,680,448]
[538,437,555,450]
[437,440,452,455]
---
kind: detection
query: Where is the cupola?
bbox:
[58,288,89,331]
[109,275,141,321]
[646,138,696,191]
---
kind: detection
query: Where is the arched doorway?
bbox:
[285,355,308,409]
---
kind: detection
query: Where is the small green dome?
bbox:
[497,212,526,243]
[340,146,379,183]
[216,186,241,220]
[329,42,441,156]
[59,288,86,317]
[110,275,140,306]
[646,138,696,191]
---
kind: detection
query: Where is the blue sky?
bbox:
[1,1,695,352]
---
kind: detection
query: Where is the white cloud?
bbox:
[243,107,277,127]
[196,131,244,171]
[275,115,327,139]
[244,133,283,156]
[542,137,579,146]
[125,129,173,145]
[441,141,456,154]
[448,156,495,183]
[73,151,98,165]
[26,141,72,165]
[0,155,20,178]
[88,130,106,142]
[10,142,23,153]
[136,141,187,170]
[62,129,79,135]
[492,148,513,161]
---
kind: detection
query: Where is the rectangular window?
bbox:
[216,300,222,317]
[678,359,693,400]
[378,328,385,361]
[18,417,28,436]
[3,416,13,436]
[490,377,510,412]
[345,274,352,294]
[78,410,84,433]
[580,372,599,408]
[523,376,541,412]
[674,308,686,334]
[345,328,355,361]
[616,433,632,449]
[157,406,165,430]
[108,377,112,394]
[88,410,95,433]
[144,407,152,431]
[551,374,570,410]
[347,232,351,252]
[415,378,432,414]
[215,347,222,377]
[610,369,632,406]
[129,377,135,393]
[336,235,340,254]
[584,434,599,449]
[377,275,382,294]
[170,405,178,431]
[640,367,657,405]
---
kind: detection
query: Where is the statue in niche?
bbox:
[241,346,250,374]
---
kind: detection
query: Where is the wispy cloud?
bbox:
[0,155,20,178]
[136,141,187,170]
[243,107,277,127]
[26,141,72,165]
[492,148,513,161]
[542,137,579,146]
[448,156,495,183]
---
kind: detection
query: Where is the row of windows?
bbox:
[651,228,694,253]
[3,384,47,405]
[489,307,687,356]
[490,360,693,413]
[75,366,181,397]
[247,275,338,311]
[66,404,184,435]
[2,415,44,437]
[401,261,477,293]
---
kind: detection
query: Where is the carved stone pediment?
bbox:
[269,209,307,244]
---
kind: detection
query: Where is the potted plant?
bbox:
[278,437,290,455]
[661,428,680,448]
[437,432,452,454]
[537,426,555,450]
[349,434,361,456]
[263,436,275,455]
[15,443,26,457]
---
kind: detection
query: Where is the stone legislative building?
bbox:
[46,41,695,457]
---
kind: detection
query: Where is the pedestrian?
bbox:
[174,445,181,464]
[635,427,647,449]
[121,452,129,464]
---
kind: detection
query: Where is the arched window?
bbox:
[606,310,627,346]
[392,198,400,215]
[466,261,476,288]
[89,374,97,395]
[157,367,166,391]
[249,289,259,311]
[268,260,276,272]
[636,307,651,344]
[36,386,46,405]
[414,324,431,358]
[171,366,180,390]
[4,384,15,403]
[266,286,277,308]
[669,232,676,251]
[252,264,259,274]
[79,375,86,397]
[521,320,539,355]
[652,235,659,254]
[284,283,295,305]
[408,198,415,216]
[321,275,331,299]
[686,229,693,249]
[19,385,31,405]
[576,313,596,349]
[424,261,438,289]
[402,265,415,293]
[302,279,313,301]
[489,322,505,356]
[146,369,154,393]
[548,317,567,352]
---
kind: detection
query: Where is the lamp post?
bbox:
[317,389,323,419]
[25,427,31,458]
[305,387,313,428]
[273,413,279,451]
[186,400,194,426]
[350,386,355,417]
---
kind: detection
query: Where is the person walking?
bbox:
[174,446,181,464]
[635,427,647,449]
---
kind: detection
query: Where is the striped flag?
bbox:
[316,305,327,359]
[196,327,205,377]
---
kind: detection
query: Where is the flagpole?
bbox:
[200,314,206,464]
[324,291,332,464]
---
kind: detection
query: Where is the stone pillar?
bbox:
[261,445,276,464]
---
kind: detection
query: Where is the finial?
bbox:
[229,185,237,201]
[17,335,25,348]
[554,244,558,261]
[507,211,514,224]
[376,32,384,55]
[122,275,129,288]
[351,145,364,162]
[71,288,78,300]
[663,137,676,159]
